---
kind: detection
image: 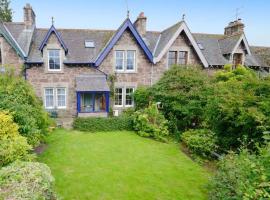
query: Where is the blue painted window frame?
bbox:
[76,91,110,113]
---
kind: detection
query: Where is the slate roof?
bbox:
[250,46,270,67]
[153,21,183,57]
[27,28,114,63]
[75,74,110,91]
[4,22,34,56]
[0,19,269,68]
[218,34,242,54]
[193,33,228,66]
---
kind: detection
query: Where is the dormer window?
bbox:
[48,49,61,71]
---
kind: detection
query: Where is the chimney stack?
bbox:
[224,19,244,36]
[24,3,35,29]
[134,12,147,37]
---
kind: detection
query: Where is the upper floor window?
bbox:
[168,51,188,67]
[168,51,177,67]
[233,53,243,66]
[178,51,188,65]
[115,50,136,72]
[48,49,61,71]
[126,50,136,71]
[115,50,124,71]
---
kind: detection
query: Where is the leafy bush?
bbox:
[0,111,32,167]
[133,103,169,142]
[73,115,133,132]
[206,66,270,151]
[0,73,50,146]
[181,129,217,159]
[208,147,270,200]
[133,86,152,109]
[151,65,212,135]
[0,161,57,200]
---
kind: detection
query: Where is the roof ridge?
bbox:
[36,27,115,32]
[161,21,182,34]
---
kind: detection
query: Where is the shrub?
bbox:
[0,161,57,200]
[0,111,32,167]
[151,65,212,135]
[181,129,217,159]
[206,69,270,151]
[0,73,50,146]
[133,103,169,142]
[133,86,152,109]
[208,147,270,200]
[73,115,133,132]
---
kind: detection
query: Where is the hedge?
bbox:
[73,116,133,132]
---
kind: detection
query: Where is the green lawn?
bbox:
[39,129,209,200]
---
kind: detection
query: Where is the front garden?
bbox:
[39,129,209,200]
[1,65,270,199]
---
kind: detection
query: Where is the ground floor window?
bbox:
[77,92,109,113]
[44,87,67,109]
[114,87,134,107]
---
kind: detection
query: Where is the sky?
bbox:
[11,0,270,46]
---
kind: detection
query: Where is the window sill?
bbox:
[115,71,137,74]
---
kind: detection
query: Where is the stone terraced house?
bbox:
[0,4,269,125]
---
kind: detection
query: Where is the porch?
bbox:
[76,74,110,117]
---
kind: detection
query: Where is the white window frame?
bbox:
[44,88,55,109]
[44,87,67,109]
[126,50,136,72]
[114,87,124,107]
[115,50,137,72]
[125,87,135,107]
[48,49,61,72]
[115,50,125,72]
[56,88,67,109]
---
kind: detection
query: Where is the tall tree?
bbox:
[0,0,12,22]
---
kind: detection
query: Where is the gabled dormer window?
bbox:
[48,49,61,71]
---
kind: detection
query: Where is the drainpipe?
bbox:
[150,63,154,86]
[24,63,27,80]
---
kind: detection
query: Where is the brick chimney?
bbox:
[134,12,147,37]
[24,3,35,29]
[224,19,244,36]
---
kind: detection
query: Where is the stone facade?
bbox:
[26,33,103,118]
[0,36,24,75]
[1,27,203,119]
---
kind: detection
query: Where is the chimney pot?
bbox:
[224,19,244,36]
[24,3,35,29]
[134,12,147,37]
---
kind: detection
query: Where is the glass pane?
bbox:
[95,93,106,111]
[168,51,177,67]
[178,51,187,65]
[127,51,135,70]
[57,88,66,107]
[114,88,123,106]
[81,93,94,112]
[45,88,54,108]
[115,51,124,70]
[125,88,134,106]
[48,50,60,70]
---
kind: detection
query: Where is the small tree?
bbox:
[0,0,12,22]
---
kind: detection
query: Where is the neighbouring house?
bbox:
[0,4,269,125]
